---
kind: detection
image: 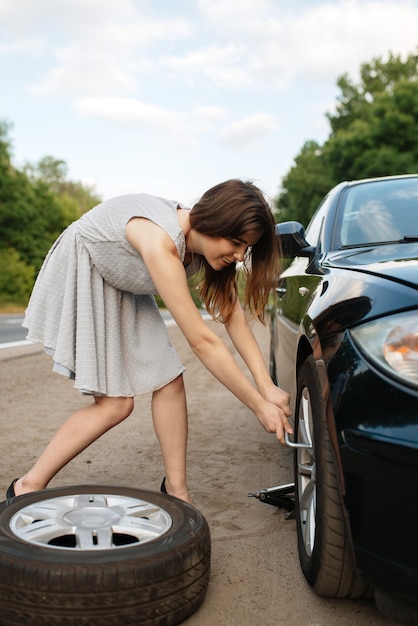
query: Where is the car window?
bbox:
[304,196,329,248]
[337,178,418,247]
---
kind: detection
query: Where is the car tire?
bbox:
[294,356,368,598]
[0,484,211,625]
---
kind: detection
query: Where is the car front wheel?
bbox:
[294,356,368,598]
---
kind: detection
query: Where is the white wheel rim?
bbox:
[9,492,172,550]
[297,387,316,557]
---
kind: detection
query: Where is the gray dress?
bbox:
[23,193,198,397]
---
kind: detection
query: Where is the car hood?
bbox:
[326,242,418,289]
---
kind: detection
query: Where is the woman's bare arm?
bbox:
[224,300,292,418]
[126,218,292,443]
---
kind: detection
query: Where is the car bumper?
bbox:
[327,335,418,603]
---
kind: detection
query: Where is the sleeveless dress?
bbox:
[23,193,198,397]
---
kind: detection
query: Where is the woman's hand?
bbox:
[255,384,292,445]
[261,382,291,416]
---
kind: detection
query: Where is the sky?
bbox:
[1,0,418,207]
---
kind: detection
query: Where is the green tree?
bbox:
[0,122,102,307]
[24,155,101,215]
[0,247,34,306]
[0,153,69,270]
[328,51,418,134]
[275,141,334,225]
[276,49,418,226]
[24,155,68,192]
[326,71,418,181]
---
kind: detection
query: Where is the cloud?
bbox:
[220,113,280,147]
[0,37,45,56]
[199,0,418,87]
[266,0,418,84]
[74,96,230,146]
[2,0,418,202]
[1,0,192,97]
[3,0,418,99]
[162,44,250,88]
[197,0,272,31]
[75,96,183,130]
[31,47,140,96]
[193,106,227,122]
[0,0,134,38]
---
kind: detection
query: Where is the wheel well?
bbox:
[296,336,312,379]
[294,340,355,568]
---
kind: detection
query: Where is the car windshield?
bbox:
[337,177,418,248]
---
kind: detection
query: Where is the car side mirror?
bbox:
[276,221,316,258]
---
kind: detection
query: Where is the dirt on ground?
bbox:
[0,321,407,625]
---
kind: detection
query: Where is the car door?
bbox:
[272,201,329,408]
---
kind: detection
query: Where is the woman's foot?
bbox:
[160,477,193,505]
[6,476,45,498]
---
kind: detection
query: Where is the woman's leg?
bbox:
[14,396,134,496]
[152,375,192,504]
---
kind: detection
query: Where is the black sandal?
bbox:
[6,479,19,499]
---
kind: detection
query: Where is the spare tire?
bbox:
[0,484,211,625]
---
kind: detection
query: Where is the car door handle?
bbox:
[276,286,286,295]
[298,287,309,297]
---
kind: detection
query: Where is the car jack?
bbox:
[248,482,295,519]
[249,435,310,518]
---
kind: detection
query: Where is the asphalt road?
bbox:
[0,314,27,346]
[0,310,182,348]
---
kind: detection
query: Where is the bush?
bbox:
[0,248,35,307]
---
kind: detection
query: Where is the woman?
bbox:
[7,179,291,504]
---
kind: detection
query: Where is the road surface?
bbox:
[0,320,410,625]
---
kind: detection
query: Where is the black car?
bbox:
[270,175,418,615]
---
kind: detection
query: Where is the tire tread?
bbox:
[0,486,211,625]
[295,357,370,600]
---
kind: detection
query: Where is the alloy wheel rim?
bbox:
[9,492,172,550]
[296,386,316,556]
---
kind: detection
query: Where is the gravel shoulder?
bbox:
[0,321,403,625]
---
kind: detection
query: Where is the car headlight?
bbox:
[350,310,418,387]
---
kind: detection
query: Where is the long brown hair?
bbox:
[189,179,280,323]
